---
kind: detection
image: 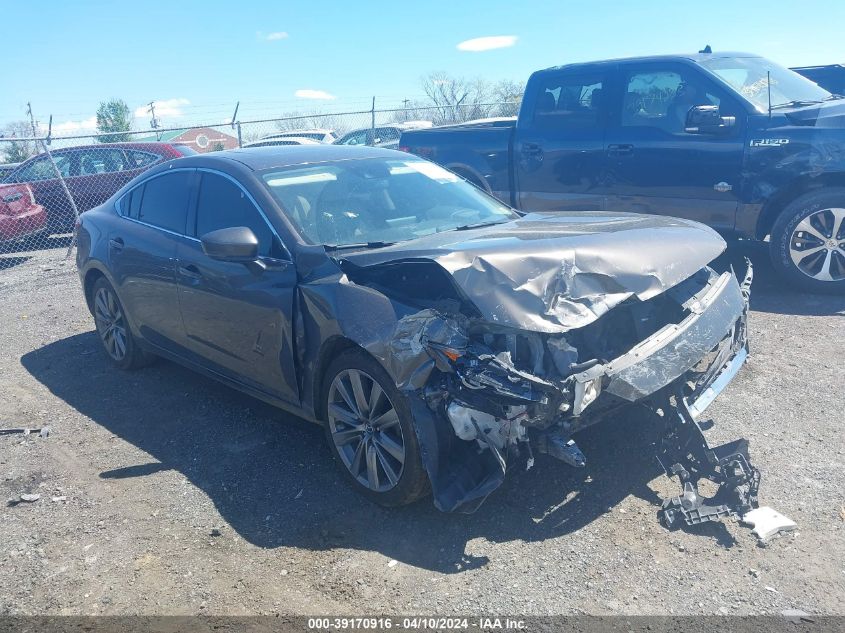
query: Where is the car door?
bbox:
[12,152,80,230]
[175,169,299,404]
[514,69,611,211]
[108,169,195,355]
[602,62,745,229]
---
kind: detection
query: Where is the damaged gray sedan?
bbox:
[76,145,760,529]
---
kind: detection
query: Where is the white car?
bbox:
[259,129,336,144]
[334,121,433,147]
[243,137,321,148]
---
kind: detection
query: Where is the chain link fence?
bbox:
[0,102,517,270]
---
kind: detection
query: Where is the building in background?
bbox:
[135,127,238,153]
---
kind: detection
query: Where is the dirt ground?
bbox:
[1,239,843,616]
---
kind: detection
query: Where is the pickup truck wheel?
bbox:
[322,350,429,507]
[770,189,845,294]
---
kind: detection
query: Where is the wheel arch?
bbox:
[312,336,375,422]
[756,172,845,239]
[82,265,112,314]
[446,162,491,193]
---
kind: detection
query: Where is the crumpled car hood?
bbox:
[339,211,726,333]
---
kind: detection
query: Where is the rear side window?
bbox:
[136,171,192,233]
[194,172,277,257]
[123,185,144,218]
[532,73,605,129]
[126,150,160,168]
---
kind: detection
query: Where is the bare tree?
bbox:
[491,79,525,116]
[419,72,497,124]
[1,121,38,163]
[273,110,355,136]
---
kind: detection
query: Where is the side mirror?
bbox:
[685,105,736,135]
[200,226,259,263]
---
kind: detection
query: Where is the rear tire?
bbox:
[770,188,845,294]
[91,277,156,370]
[322,349,429,507]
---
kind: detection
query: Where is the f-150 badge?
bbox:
[750,138,790,147]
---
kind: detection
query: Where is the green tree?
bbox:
[1,121,37,164]
[96,99,132,143]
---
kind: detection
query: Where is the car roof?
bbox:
[34,141,180,153]
[538,52,762,74]
[178,144,407,171]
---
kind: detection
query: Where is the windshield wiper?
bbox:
[770,99,823,109]
[452,220,510,231]
[323,241,396,251]
[823,94,845,101]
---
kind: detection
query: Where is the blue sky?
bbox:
[2,0,843,134]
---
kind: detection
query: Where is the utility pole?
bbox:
[147,101,161,140]
[26,102,39,137]
[403,99,410,109]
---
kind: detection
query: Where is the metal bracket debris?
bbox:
[536,431,586,468]
[655,389,760,530]
[0,426,51,437]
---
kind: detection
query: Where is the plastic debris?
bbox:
[19,493,41,502]
[742,506,797,542]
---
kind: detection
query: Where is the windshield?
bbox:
[261,158,516,247]
[699,56,831,110]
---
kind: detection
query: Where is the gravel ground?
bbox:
[1,240,843,616]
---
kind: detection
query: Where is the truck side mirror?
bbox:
[685,105,736,135]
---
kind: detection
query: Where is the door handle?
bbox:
[178,264,203,280]
[607,144,634,157]
[108,237,124,251]
[522,142,542,154]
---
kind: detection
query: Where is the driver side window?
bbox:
[621,67,722,132]
[194,172,279,258]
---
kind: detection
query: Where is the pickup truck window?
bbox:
[699,56,830,111]
[532,74,604,129]
[622,69,720,132]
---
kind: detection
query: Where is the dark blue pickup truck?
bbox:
[400,52,845,292]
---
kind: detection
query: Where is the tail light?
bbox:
[397,145,411,153]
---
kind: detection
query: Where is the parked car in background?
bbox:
[260,129,336,144]
[0,182,46,245]
[243,137,321,148]
[75,145,761,530]
[0,142,195,232]
[0,163,20,177]
[401,52,845,292]
[334,121,433,147]
[792,64,845,95]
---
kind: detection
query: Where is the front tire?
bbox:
[322,349,429,507]
[91,277,155,370]
[770,188,845,293]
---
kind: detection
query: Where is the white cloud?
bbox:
[51,116,98,133]
[294,89,337,100]
[257,30,288,41]
[133,98,190,119]
[456,35,517,52]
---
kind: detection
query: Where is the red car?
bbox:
[0,182,46,244]
[0,142,195,233]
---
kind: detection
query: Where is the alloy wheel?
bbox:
[327,368,405,492]
[94,286,128,361]
[789,207,845,282]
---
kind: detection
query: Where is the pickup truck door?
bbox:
[514,70,610,212]
[602,62,745,230]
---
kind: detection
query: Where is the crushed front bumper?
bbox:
[571,264,750,411]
